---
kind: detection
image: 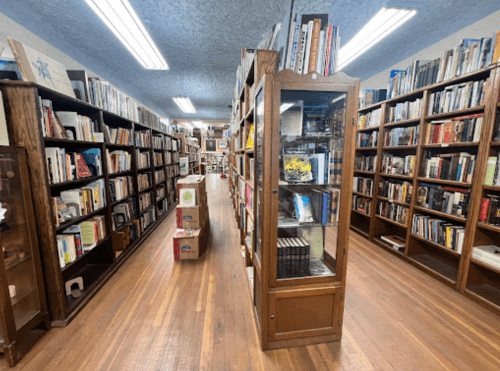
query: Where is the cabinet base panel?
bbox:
[263,332,342,351]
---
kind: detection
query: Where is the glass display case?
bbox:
[0,147,48,366]
[252,70,359,350]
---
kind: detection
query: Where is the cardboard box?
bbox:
[177,177,206,205]
[173,229,202,260]
[176,205,202,229]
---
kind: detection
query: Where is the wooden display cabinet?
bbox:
[0,147,49,366]
[252,70,359,349]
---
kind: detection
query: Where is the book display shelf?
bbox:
[232,66,359,349]
[0,80,181,326]
[352,63,500,315]
[175,133,201,176]
[229,49,277,303]
[0,147,49,366]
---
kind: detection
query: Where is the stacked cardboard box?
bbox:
[173,175,210,260]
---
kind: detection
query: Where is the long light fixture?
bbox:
[192,120,204,127]
[338,7,417,71]
[280,103,295,113]
[84,0,169,70]
[332,94,347,104]
[173,97,196,113]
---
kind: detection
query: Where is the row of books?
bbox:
[138,173,152,192]
[352,195,371,215]
[45,147,102,184]
[387,98,422,123]
[479,194,500,225]
[165,137,177,151]
[166,165,179,179]
[40,99,101,142]
[381,154,415,176]
[88,77,139,122]
[424,114,483,144]
[377,201,408,225]
[423,152,476,183]
[354,155,376,172]
[353,177,373,196]
[484,154,500,186]
[158,198,169,215]
[135,131,151,147]
[378,180,412,204]
[472,245,500,270]
[359,89,387,109]
[284,14,339,76]
[384,126,419,147]
[138,107,162,133]
[56,215,106,268]
[112,198,137,230]
[104,125,132,146]
[106,150,131,174]
[139,191,153,212]
[140,208,156,231]
[156,185,165,201]
[358,108,381,130]
[137,150,151,169]
[387,34,499,99]
[155,169,165,183]
[276,237,311,279]
[411,214,465,253]
[428,79,486,115]
[53,179,106,226]
[109,176,133,204]
[356,131,378,148]
[153,135,163,150]
[416,183,470,217]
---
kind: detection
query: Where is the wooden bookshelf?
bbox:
[0,80,181,326]
[351,63,500,315]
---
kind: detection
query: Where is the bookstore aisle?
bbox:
[1,175,500,370]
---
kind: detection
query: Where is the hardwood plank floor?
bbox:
[3,174,500,370]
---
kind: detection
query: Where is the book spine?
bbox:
[308,19,322,73]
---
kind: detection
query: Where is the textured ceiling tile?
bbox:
[0,0,499,120]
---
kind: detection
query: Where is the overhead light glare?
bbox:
[338,7,416,71]
[192,120,204,127]
[280,103,295,114]
[85,0,169,70]
[332,94,347,104]
[173,97,196,113]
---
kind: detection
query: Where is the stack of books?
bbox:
[277,237,311,279]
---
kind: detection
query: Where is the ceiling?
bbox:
[0,0,499,122]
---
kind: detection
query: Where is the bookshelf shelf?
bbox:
[352,209,371,217]
[410,233,461,257]
[355,147,378,151]
[470,258,500,276]
[425,105,485,120]
[139,185,155,193]
[356,126,380,132]
[421,142,479,148]
[375,214,407,228]
[416,177,472,187]
[354,170,375,175]
[482,185,500,192]
[358,102,382,113]
[351,225,369,238]
[384,118,420,128]
[490,141,500,147]
[0,80,181,327]
[352,191,372,198]
[412,205,467,223]
[56,207,107,232]
[408,254,458,285]
[49,174,104,188]
[380,173,413,180]
[476,222,500,233]
[376,196,410,207]
[382,145,418,150]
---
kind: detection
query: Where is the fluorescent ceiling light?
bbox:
[332,94,347,104]
[173,97,196,113]
[183,122,195,130]
[85,0,169,70]
[338,7,416,71]
[280,103,295,114]
[192,120,204,127]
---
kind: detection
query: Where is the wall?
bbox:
[0,12,164,118]
[361,9,500,90]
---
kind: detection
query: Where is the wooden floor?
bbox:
[3,174,500,370]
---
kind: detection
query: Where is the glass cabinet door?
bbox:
[0,150,41,329]
[254,88,265,262]
[275,89,346,280]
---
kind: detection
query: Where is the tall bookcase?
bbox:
[175,133,201,176]
[351,63,500,315]
[0,80,181,326]
[229,49,277,295]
